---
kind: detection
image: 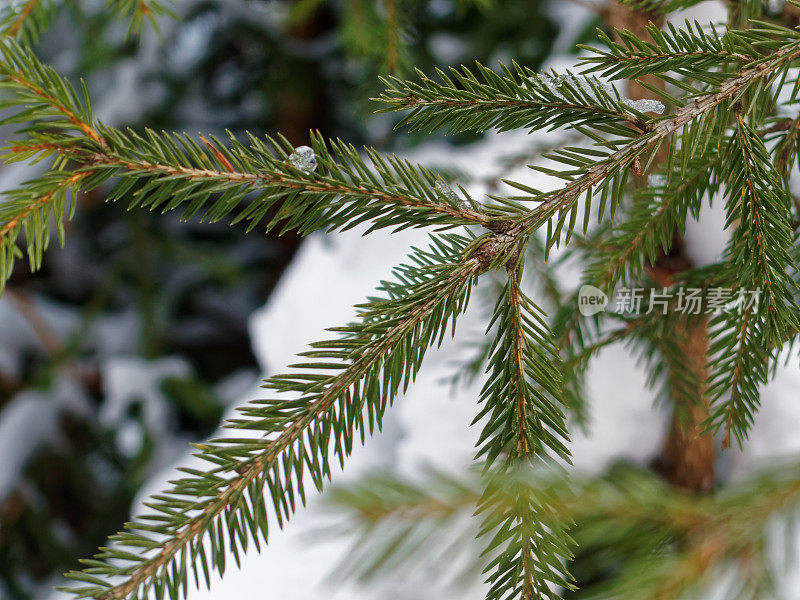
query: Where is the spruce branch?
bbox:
[3,12,800,599]
[370,33,800,257]
[89,128,495,231]
[706,113,799,448]
[5,30,800,292]
[377,32,800,250]
[330,461,800,600]
[0,40,501,292]
[0,50,104,145]
[376,62,657,136]
[470,255,574,600]
[614,0,757,16]
[0,0,170,41]
[503,35,800,246]
[1,0,46,40]
[63,233,491,600]
[110,0,174,30]
[474,257,570,466]
[477,466,574,600]
[580,21,756,84]
[767,112,800,175]
[586,149,721,290]
[102,0,176,35]
[325,468,481,583]
[0,171,87,292]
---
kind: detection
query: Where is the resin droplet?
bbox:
[289,145,317,173]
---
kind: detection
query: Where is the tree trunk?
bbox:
[606,1,715,493]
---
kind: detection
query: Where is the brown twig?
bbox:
[0,173,88,242]
[4,0,39,38]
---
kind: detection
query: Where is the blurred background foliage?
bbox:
[0,0,574,597]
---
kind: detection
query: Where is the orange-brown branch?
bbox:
[505,257,531,458]
[4,0,39,38]
[0,172,87,241]
[3,71,104,145]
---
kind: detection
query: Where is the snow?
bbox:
[288,146,318,173]
[168,11,221,72]
[0,378,87,501]
[100,356,194,461]
[669,1,728,24]
[533,74,666,115]
[428,32,469,65]
[0,293,83,377]
[647,173,667,188]
[434,179,466,209]
[623,98,666,114]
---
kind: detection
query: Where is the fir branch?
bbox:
[471,255,574,600]
[707,113,799,448]
[580,21,757,84]
[376,62,657,136]
[502,35,800,246]
[63,233,489,600]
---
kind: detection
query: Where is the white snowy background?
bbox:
[0,0,799,598]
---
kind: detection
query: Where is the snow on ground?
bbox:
[0,377,88,501]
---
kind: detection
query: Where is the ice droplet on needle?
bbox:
[288,146,317,173]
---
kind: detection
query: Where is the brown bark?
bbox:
[653,318,715,492]
[605,2,664,101]
[277,10,331,146]
[784,2,800,26]
[606,2,715,493]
